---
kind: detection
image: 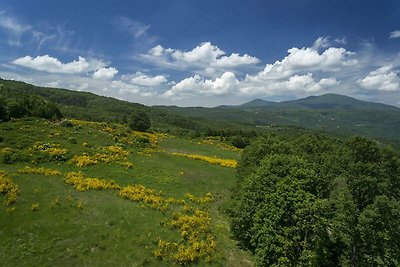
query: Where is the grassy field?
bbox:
[0,118,253,266]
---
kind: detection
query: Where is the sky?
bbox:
[0,0,399,107]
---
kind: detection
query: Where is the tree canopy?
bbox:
[128,110,151,132]
[230,133,400,266]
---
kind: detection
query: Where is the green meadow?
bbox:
[0,118,252,266]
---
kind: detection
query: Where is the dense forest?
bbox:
[230,133,400,266]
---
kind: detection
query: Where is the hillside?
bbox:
[1,80,399,266]
[0,78,248,136]
[156,94,400,148]
[0,117,252,266]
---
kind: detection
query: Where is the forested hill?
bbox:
[155,94,400,143]
[0,78,246,136]
[2,78,400,149]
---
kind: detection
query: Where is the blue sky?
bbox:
[0,0,399,107]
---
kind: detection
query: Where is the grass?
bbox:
[0,118,252,266]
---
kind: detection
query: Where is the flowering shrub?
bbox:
[69,154,98,167]
[107,145,129,156]
[31,203,39,211]
[18,166,61,176]
[119,161,134,169]
[118,185,169,211]
[201,138,242,152]
[170,152,238,168]
[155,193,216,264]
[93,153,119,164]
[185,192,213,205]
[70,145,131,167]
[31,142,67,156]
[0,170,19,205]
[132,131,169,146]
[65,172,121,192]
[62,165,217,264]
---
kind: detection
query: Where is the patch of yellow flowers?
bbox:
[65,172,121,192]
[155,193,216,264]
[132,131,169,146]
[63,169,218,264]
[18,166,61,176]
[201,137,242,152]
[69,154,98,167]
[69,145,132,167]
[118,185,174,211]
[170,152,238,168]
[0,170,19,206]
[30,142,67,156]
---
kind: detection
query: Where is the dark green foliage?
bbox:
[128,111,151,132]
[0,78,237,136]
[230,133,400,266]
[0,89,63,121]
[230,136,250,149]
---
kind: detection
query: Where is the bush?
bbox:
[128,111,151,132]
[230,136,249,149]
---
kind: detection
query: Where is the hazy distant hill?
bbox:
[230,94,397,110]
[156,94,400,144]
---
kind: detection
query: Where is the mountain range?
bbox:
[155,94,400,146]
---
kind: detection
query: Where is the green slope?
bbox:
[0,78,247,135]
[0,118,252,266]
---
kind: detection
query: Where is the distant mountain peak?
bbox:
[237,98,273,108]
[235,94,397,110]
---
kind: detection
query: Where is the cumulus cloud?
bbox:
[357,65,400,91]
[163,71,339,99]
[389,30,400,39]
[93,67,118,80]
[244,45,356,83]
[11,55,105,74]
[124,72,168,86]
[240,73,339,96]
[162,38,352,99]
[141,42,260,76]
[164,72,239,98]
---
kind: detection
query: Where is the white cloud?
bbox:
[389,30,400,39]
[113,17,151,40]
[162,38,352,99]
[141,42,260,76]
[124,71,168,86]
[312,36,331,49]
[0,12,31,46]
[357,65,400,91]
[0,13,30,34]
[334,37,347,45]
[163,71,340,99]
[93,67,118,80]
[164,72,239,98]
[240,73,339,96]
[244,45,356,82]
[112,17,157,51]
[11,55,105,74]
